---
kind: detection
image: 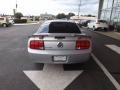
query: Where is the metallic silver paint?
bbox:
[28,20,92,64]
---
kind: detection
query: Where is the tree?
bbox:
[56,13,66,19]
[14,12,23,19]
[84,14,96,17]
[67,13,75,19]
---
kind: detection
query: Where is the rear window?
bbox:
[49,22,81,33]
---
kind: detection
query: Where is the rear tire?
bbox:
[2,23,7,27]
[104,28,108,32]
[93,26,96,31]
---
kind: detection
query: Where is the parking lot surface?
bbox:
[0,24,119,90]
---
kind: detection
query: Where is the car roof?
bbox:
[44,20,75,25]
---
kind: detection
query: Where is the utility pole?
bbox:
[16,0,18,13]
[78,0,81,19]
[109,0,115,24]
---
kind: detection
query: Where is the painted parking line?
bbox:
[91,53,120,90]
[24,64,83,90]
[105,45,120,54]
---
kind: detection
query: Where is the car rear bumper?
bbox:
[28,53,90,64]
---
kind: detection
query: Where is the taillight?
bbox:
[29,40,44,50]
[76,40,90,49]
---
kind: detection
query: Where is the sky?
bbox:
[0,0,99,16]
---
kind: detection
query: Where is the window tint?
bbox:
[98,20,107,23]
[37,22,49,33]
[0,18,4,20]
[49,22,81,33]
[90,20,96,23]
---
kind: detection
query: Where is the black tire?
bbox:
[2,23,7,27]
[93,26,96,31]
[104,28,108,32]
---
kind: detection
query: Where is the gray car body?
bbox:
[28,20,92,64]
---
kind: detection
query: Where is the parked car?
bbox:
[74,20,90,27]
[28,20,92,64]
[88,20,109,31]
[74,20,82,27]
[9,19,14,25]
[80,20,91,27]
[0,17,10,27]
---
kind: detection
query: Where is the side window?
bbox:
[98,20,107,23]
[6,18,9,22]
[91,20,95,23]
[37,22,49,33]
[0,18,4,20]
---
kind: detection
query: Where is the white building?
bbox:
[70,16,96,20]
[39,13,55,20]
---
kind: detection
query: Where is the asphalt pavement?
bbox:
[0,24,119,90]
[82,28,120,84]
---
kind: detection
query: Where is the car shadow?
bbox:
[63,56,102,71]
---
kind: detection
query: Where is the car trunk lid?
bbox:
[29,33,91,50]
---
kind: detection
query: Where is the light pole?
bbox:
[78,0,81,19]
[16,0,18,13]
[109,0,115,24]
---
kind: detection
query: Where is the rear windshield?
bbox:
[49,22,81,33]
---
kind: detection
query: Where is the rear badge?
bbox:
[57,42,63,48]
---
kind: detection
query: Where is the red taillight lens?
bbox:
[76,40,90,49]
[29,40,44,50]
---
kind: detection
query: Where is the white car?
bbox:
[0,17,10,27]
[88,20,109,31]
[9,19,14,25]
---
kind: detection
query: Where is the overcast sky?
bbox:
[0,0,99,16]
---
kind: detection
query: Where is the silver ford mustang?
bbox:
[28,20,92,64]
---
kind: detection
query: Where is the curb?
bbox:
[14,22,39,26]
[86,28,120,41]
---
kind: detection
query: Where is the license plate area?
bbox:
[53,56,67,62]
